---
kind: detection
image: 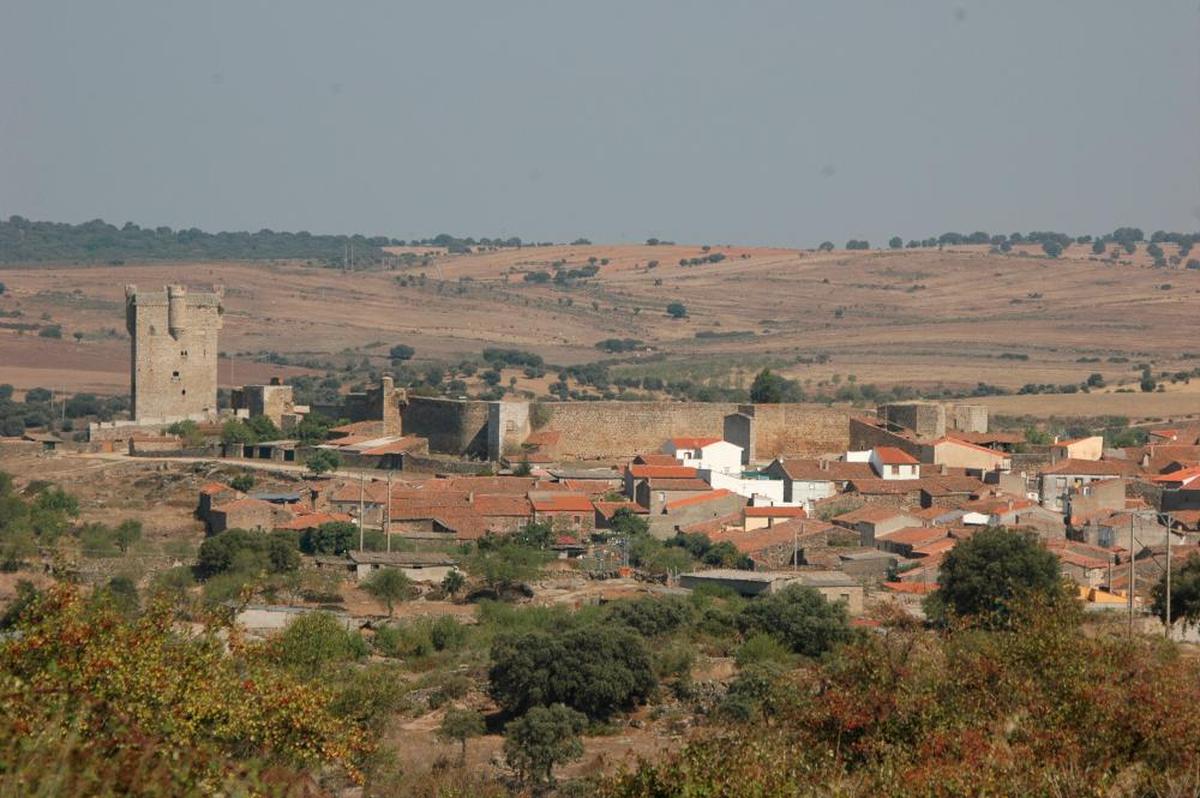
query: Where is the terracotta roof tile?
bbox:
[665,489,735,511]
[530,494,594,513]
[628,464,699,479]
[875,446,919,465]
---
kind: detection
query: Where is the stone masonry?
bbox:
[125,284,223,422]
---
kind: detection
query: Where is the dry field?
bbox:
[1,241,1198,419]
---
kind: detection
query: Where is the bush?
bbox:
[305,449,341,475]
[738,584,851,657]
[272,611,368,676]
[666,302,688,319]
[389,344,415,361]
[196,528,299,579]
[604,595,694,637]
[299,520,356,555]
[489,623,656,720]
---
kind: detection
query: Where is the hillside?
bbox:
[2,241,1199,418]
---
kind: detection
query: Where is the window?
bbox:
[172,371,180,378]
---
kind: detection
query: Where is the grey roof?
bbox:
[250,492,302,503]
[348,550,458,567]
[548,468,623,480]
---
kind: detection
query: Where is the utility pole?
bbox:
[1165,511,1173,640]
[1128,512,1136,637]
[385,470,392,553]
[355,470,364,552]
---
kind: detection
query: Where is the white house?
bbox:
[665,437,744,475]
[702,468,787,504]
[869,447,920,480]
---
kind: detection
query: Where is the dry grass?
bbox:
[2,242,1197,408]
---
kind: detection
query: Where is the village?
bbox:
[4,283,1193,628]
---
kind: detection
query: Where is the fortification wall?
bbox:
[748,404,853,460]
[403,396,491,458]
[529,401,851,462]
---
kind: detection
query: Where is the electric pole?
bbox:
[355,470,364,552]
[1128,512,1135,637]
[1165,511,1173,640]
[385,470,392,553]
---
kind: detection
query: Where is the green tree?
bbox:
[362,568,412,617]
[113,519,142,553]
[1152,553,1200,627]
[738,584,851,657]
[389,343,415,361]
[926,527,1062,626]
[818,241,834,251]
[305,449,340,476]
[220,418,256,445]
[889,236,903,249]
[299,520,356,555]
[666,301,688,319]
[610,507,650,537]
[489,623,656,720]
[1043,241,1063,258]
[750,368,788,404]
[438,707,486,764]
[503,704,586,788]
[272,610,367,676]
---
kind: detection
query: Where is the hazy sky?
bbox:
[2,1,1198,247]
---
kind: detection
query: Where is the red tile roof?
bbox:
[472,494,533,517]
[531,494,594,513]
[632,453,680,466]
[200,482,230,496]
[669,436,723,449]
[665,489,735,511]
[645,478,714,492]
[833,505,917,525]
[744,506,808,518]
[878,526,949,547]
[628,464,699,479]
[875,446,919,465]
[593,501,649,520]
[1040,459,1138,477]
[1150,466,1200,485]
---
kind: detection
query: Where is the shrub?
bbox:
[272,610,368,676]
[738,584,851,657]
[489,623,656,720]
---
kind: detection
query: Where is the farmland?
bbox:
[1,240,1198,420]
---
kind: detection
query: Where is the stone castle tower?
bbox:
[125,284,223,421]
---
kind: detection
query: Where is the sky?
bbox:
[1,1,1198,248]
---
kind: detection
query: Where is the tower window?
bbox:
[172,371,180,378]
[181,389,187,396]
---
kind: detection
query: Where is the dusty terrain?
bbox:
[2,242,1198,418]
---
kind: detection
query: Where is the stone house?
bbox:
[831,505,923,546]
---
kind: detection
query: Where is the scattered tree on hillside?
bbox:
[362,568,413,617]
[1042,241,1063,258]
[818,241,834,251]
[439,707,486,765]
[504,704,586,788]
[889,236,903,249]
[666,302,688,319]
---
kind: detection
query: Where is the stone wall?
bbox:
[399,397,852,462]
[126,284,222,422]
[402,396,491,458]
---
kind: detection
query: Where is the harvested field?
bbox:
[2,242,1198,411]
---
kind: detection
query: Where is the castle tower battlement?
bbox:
[125,284,223,422]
